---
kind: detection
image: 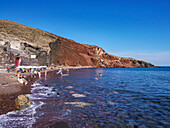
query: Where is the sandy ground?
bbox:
[0,70,35,115]
[0,72,22,95]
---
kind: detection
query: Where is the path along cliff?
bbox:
[0,19,154,68]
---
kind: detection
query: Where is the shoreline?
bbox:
[0,65,159,98]
[0,72,36,115]
[0,66,93,94]
[0,66,93,115]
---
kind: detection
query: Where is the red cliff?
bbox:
[0,19,154,67]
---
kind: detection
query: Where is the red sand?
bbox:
[0,73,36,115]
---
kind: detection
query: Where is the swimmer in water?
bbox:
[95,77,98,80]
[60,71,63,76]
[45,70,47,77]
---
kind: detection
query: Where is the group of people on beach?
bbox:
[30,68,42,78]
[7,65,71,86]
[14,67,45,85]
[15,68,43,78]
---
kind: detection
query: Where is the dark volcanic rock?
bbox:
[0,19,154,67]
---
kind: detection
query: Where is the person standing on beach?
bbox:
[60,71,63,77]
[44,70,47,80]
[16,68,20,77]
[7,67,10,73]
[45,70,47,77]
[30,68,33,78]
[38,71,41,79]
[15,68,17,76]
[34,69,37,78]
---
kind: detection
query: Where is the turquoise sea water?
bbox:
[0,68,170,128]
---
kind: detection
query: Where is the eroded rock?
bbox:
[15,94,31,110]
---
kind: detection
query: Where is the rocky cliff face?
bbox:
[0,19,154,67]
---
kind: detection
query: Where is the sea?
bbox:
[0,67,170,128]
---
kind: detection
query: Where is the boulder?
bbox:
[15,94,32,110]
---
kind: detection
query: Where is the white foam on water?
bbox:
[33,87,57,97]
[0,101,44,128]
[0,82,47,128]
[30,83,58,99]
[0,81,62,128]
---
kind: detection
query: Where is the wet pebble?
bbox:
[45,84,48,87]
[0,82,8,85]
[51,88,56,92]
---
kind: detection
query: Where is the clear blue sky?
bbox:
[0,0,170,66]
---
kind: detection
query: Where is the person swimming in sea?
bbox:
[95,77,98,80]
[60,71,63,77]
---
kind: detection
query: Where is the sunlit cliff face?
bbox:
[0,19,154,67]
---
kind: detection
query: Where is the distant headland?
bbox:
[0,19,154,68]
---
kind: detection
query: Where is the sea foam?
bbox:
[0,82,47,128]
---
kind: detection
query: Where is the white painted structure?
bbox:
[31,55,36,59]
